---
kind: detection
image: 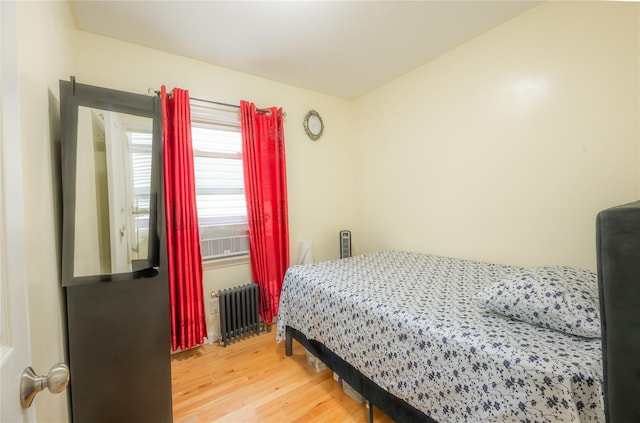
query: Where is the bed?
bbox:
[276,250,605,422]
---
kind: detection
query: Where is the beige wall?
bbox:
[73,31,359,328]
[17,1,76,422]
[353,1,639,271]
[14,1,640,420]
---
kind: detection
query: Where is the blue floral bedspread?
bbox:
[276,250,604,422]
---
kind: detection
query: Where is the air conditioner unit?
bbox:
[200,235,250,260]
[340,230,351,259]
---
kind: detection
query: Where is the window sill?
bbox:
[203,254,250,270]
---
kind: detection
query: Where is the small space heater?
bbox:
[340,230,351,259]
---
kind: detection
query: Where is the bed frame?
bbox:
[285,325,436,423]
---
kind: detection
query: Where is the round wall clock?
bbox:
[303,110,324,141]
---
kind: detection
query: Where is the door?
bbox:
[60,80,171,423]
[0,1,35,421]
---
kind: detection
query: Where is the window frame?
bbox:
[190,102,249,265]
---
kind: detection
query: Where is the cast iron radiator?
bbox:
[218,283,260,346]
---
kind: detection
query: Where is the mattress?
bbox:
[276,250,604,422]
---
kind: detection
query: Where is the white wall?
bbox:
[353,1,639,271]
[17,1,76,422]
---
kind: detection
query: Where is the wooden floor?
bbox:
[171,327,395,422]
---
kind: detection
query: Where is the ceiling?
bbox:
[69,1,540,100]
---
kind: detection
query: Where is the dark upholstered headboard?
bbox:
[596,200,640,423]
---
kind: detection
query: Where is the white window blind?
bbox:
[191,104,249,260]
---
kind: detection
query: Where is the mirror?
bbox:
[74,107,152,277]
[61,80,161,286]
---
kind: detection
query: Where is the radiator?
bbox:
[218,283,260,346]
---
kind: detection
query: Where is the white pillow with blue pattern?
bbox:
[474,265,601,338]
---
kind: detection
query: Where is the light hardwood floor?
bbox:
[171,328,395,422]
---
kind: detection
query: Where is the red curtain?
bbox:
[161,86,207,351]
[240,100,290,324]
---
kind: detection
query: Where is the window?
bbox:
[126,103,248,262]
[191,104,249,261]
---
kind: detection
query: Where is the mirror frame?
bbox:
[60,79,162,287]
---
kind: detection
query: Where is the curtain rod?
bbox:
[191,96,282,116]
[150,88,281,115]
[190,96,241,110]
